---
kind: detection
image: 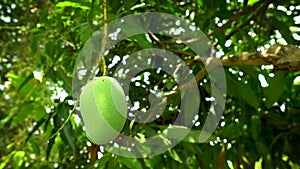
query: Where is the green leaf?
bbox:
[130,34,153,49]
[162,125,190,142]
[272,18,299,45]
[80,22,93,44]
[15,73,34,93]
[56,103,76,152]
[117,156,143,169]
[255,140,268,156]
[249,115,261,140]
[181,129,200,143]
[11,103,34,126]
[239,66,259,79]
[30,35,38,54]
[248,0,259,5]
[226,71,260,108]
[26,114,48,142]
[264,71,287,108]
[33,105,47,121]
[46,128,57,160]
[87,0,95,27]
[144,155,162,168]
[0,151,15,169]
[109,0,123,13]
[48,67,72,93]
[136,125,158,137]
[13,151,26,168]
[182,129,216,143]
[168,149,183,164]
[95,153,110,169]
[221,124,243,140]
[0,112,14,129]
[119,16,148,39]
[56,1,90,10]
[29,139,41,155]
[123,0,139,11]
[45,40,56,59]
[181,83,200,126]
[215,33,226,49]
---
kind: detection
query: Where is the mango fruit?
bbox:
[80,76,127,144]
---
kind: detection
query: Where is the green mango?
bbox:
[80,76,127,144]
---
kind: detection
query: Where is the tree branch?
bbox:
[148,44,300,104]
[220,45,300,70]
[175,45,300,97]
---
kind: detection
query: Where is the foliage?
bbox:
[1,0,300,168]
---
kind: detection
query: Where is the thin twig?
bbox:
[48,101,78,140]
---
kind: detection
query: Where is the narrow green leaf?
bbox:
[56,103,77,152]
[264,71,287,108]
[0,151,16,169]
[16,73,34,93]
[0,112,14,129]
[30,35,38,54]
[25,114,47,142]
[272,17,299,45]
[168,149,183,164]
[29,139,41,155]
[249,115,261,140]
[46,128,57,160]
[45,40,55,59]
[87,0,95,27]
[56,1,89,10]
[248,0,259,5]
